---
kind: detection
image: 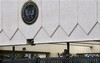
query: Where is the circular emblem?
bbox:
[21,0,39,25]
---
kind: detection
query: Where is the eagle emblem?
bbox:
[21,0,39,25]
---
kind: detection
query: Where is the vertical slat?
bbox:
[2,0,18,39]
[60,0,77,35]
[98,0,100,24]
[78,0,97,34]
[0,0,2,32]
[42,0,59,36]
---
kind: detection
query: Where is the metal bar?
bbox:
[12,46,15,63]
[67,42,70,54]
[47,43,92,47]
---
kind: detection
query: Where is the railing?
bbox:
[2,57,100,63]
[40,57,100,63]
[2,59,36,63]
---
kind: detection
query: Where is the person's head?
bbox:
[64,49,68,53]
[64,49,67,52]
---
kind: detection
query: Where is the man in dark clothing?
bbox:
[62,49,71,57]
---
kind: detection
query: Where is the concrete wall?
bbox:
[1,43,100,57]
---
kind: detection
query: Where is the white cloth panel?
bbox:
[98,0,100,23]
[51,27,68,42]
[34,28,51,43]
[18,0,41,39]
[0,32,10,45]
[0,0,2,32]
[60,0,77,35]
[42,0,59,36]
[88,23,100,40]
[0,0,100,45]
[78,0,97,34]
[2,0,18,39]
[11,30,26,45]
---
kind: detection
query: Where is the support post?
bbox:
[67,42,70,54]
[12,46,15,63]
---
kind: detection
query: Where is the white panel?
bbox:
[67,25,88,41]
[98,0,100,23]
[42,0,59,36]
[0,31,10,45]
[78,0,97,34]
[18,0,41,39]
[89,23,100,39]
[34,27,51,43]
[2,0,18,39]
[52,26,68,42]
[60,0,77,35]
[11,30,26,45]
[0,0,2,32]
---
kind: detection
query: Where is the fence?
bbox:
[2,57,100,63]
[40,57,100,63]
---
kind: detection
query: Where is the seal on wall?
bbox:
[21,0,39,25]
